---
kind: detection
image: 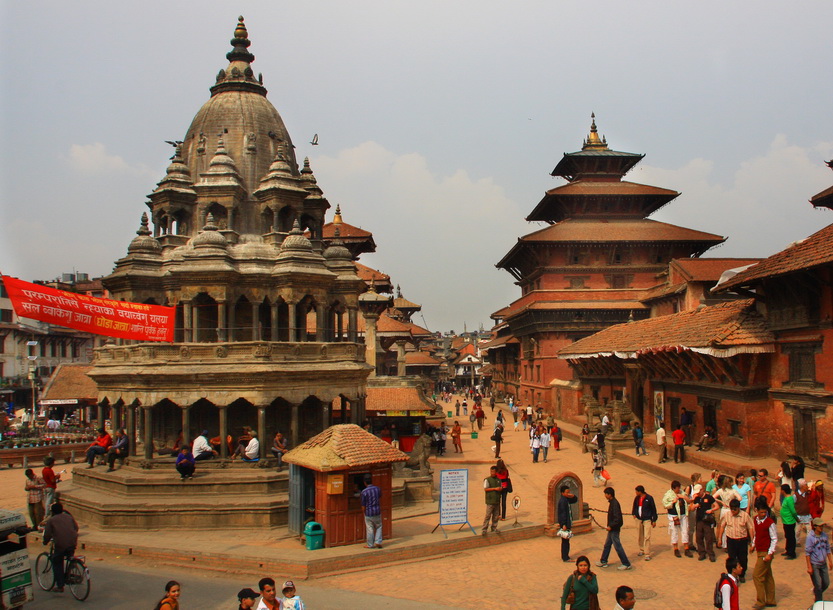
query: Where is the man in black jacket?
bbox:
[597,487,633,570]
[557,484,579,562]
[631,485,658,561]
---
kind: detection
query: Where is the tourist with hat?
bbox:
[281,580,305,610]
[806,517,833,603]
[237,587,258,610]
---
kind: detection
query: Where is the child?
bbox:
[236,587,258,610]
[281,580,305,610]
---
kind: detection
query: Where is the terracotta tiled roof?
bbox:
[366,386,437,412]
[355,263,390,284]
[404,321,433,337]
[545,180,678,198]
[500,298,648,320]
[321,222,372,238]
[717,223,833,290]
[479,363,494,375]
[481,335,519,349]
[810,183,833,210]
[376,314,413,336]
[490,306,512,320]
[671,258,763,282]
[41,364,96,401]
[404,351,442,366]
[453,352,481,365]
[393,296,421,310]
[559,299,774,358]
[283,424,407,471]
[517,218,725,244]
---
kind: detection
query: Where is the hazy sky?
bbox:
[1,2,831,333]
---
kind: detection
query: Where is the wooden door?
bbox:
[793,410,818,461]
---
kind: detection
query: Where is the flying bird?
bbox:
[164,140,183,148]
[310,134,319,145]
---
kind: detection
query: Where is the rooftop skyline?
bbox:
[1,3,831,332]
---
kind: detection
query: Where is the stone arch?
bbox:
[299,213,319,240]
[189,398,219,442]
[299,395,325,442]
[192,292,219,342]
[205,202,228,229]
[268,397,293,445]
[227,398,257,446]
[261,207,275,234]
[274,297,289,342]
[259,297,272,341]
[327,299,347,342]
[277,205,295,233]
[174,302,185,342]
[296,294,318,342]
[232,295,253,342]
[152,399,182,452]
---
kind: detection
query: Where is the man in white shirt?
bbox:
[656,426,667,464]
[719,558,743,610]
[193,430,217,461]
[242,431,260,461]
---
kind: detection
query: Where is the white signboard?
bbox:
[439,469,469,525]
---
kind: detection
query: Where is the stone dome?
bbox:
[191,214,229,249]
[180,17,298,196]
[280,220,313,253]
[127,213,162,254]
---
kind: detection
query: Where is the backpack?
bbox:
[713,573,732,608]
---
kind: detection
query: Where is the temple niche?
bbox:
[87,16,373,458]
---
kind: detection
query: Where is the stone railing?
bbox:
[93,341,365,364]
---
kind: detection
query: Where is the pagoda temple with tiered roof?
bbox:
[488,115,726,419]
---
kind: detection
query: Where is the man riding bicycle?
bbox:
[42,502,78,593]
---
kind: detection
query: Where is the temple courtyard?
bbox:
[3,397,825,609]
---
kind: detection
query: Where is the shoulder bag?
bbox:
[565,575,576,605]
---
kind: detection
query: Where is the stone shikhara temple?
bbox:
[89,17,374,457]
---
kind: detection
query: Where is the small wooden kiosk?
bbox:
[284,424,408,548]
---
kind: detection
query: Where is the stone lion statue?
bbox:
[393,433,433,477]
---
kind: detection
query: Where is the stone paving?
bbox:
[1,397,828,609]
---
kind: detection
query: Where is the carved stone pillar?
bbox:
[257,406,267,459]
[271,302,279,341]
[252,303,261,341]
[97,403,105,428]
[111,403,121,430]
[291,402,300,449]
[316,303,326,342]
[192,300,200,343]
[219,405,228,459]
[127,403,137,457]
[352,396,365,425]
[348,307,358,343]
[228,303,237,342]
[364,315,380,377]
[322,398,332,429]
[336,312,344,341]
[143,406,153,460]
[181,404,191,447]
[217,300,227,342]
[182,300,193,343]
[287,302,298,342]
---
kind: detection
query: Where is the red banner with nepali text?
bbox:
[1,276,174,342]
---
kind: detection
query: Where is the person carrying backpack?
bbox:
[714,557,743,609]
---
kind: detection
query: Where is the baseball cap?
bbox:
[692,484,703,495]
[812,517,825,527]
[237,588,258,600]
[282,580,295,592]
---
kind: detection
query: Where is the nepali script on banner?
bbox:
[1,276,174,342]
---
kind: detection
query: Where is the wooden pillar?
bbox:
[257,406,267,459]
[291,402,300,449]
[143,406,153,460]
[316,303,326,342]
[219,405,228,459]
[127,403,137,457]
[181,404,191,447]
[252,303,260,341]
[183,300,193,342]
[217,300,227,342]
[396,341,407,377]
[348,307,358,343]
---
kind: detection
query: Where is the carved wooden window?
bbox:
[784,342,821,386]
[0,308,12,323]
[568,277,585,289]
[727,419,742,438]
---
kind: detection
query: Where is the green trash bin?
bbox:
[447,410,453,418]
[304,521,324,550]
[471,431,478,439]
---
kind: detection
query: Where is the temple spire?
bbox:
[226,16,255,64]
[582,112,609,151]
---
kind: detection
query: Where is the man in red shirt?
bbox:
[85,427,113,468]
[753,469,777,518]
[672,426,686,463]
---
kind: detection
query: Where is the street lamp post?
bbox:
[26,340,39,426]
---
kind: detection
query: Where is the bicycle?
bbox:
[34,543,91,601]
